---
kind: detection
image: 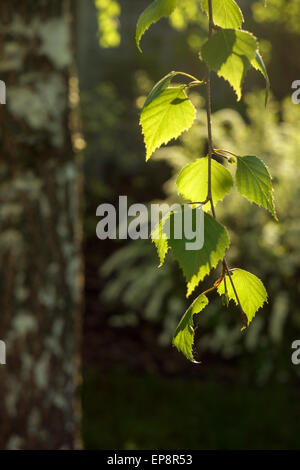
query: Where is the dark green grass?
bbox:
[82,367,300,450]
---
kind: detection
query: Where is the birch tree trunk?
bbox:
[0,0,83,450]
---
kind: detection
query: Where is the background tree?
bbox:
[0,0,82,450]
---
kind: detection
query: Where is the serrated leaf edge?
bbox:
[236,155,277,220]
[136,0,177,52]
[217,270,268,328]
[172,293,209,362]
[201,29,258,101]
[140,86,197,161]
[176,157,234,208]
[201,0,245,29]
[173,224,230,297]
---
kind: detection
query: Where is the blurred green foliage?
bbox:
[253,0,300,33]
[83,0,300,383]
[100,89,300,382]
[94,0,121,47]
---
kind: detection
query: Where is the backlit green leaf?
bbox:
[218,269,268,326]
[173,294,209,362]
[201,29,257,101]
[201,0,244,29]
[140,85,196,161]
[236,155,277,219]
[151,214,170,267]
[168,210,230,297]
[143,71,178,108]
[136,0,177,52]
[176,157,234,210]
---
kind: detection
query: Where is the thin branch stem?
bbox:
[224,271,228,296]
[205,0,248,328]
[205,0,215,218]
[200,266,225,298]
[187,199,209,205]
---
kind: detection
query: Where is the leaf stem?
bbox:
[175,71,204,83]
[222,260,248,328]
[185,80,206,90]
[205,0,247,328]
[214,148,238,158]
[200,267,225,298]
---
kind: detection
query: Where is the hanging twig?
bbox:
[205,0,248,328]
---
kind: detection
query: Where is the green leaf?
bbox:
[143,71,178,108]
[168,210,230,297]
[251,50,270,106]
[136,0,177,52]
[173,294,209,362]
[218,269,268,326]
[151,215,170,267]
[201,0,244,29]
[201,29,257,101]
[176,157,234,209]
[140,85,196,161]
[236,155,277,219]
